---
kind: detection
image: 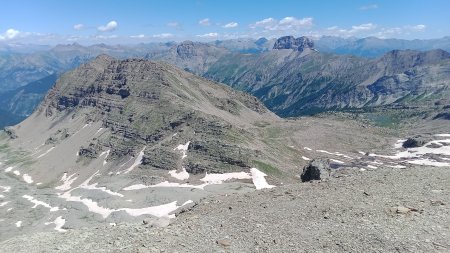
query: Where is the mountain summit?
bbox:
[273,36,315,52]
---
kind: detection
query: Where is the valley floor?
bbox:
[1,164,449,253]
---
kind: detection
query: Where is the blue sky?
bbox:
[1,0,449,44]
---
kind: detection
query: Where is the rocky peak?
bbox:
[176,41,203,58]
[273,36,314,51]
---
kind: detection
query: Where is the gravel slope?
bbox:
[1,165,449,252]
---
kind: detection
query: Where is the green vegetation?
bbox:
[252,160,282,176]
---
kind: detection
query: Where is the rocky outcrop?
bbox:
[402,136,432,148]
[273,36,314,52]
[300,159,331,182]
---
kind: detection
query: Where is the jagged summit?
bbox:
[272,36,314,51]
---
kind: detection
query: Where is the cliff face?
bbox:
[272,36,315,52]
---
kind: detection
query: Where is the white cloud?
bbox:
[94,34,118,39]
[249,17,313,31]
[351,23,377,32]
[152,33,174,39]
[0,28,20,40]
[223,22,238,28]
[196,32,218,38]
[73,24,84,31]
[360,4,378,10]
[98,21,118,32]
[374,24,426,38]
[326,23,377,37]
[249,18,277,29]
[409,24,426,31]
[167,21,182,30]
[199,18,210,26]
[130,34,145,39]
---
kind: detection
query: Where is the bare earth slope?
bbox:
[0,165,449,253]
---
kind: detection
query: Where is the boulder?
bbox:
[300,158,331,182]
[402,136,431,148]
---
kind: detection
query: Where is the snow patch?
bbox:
[301,156,311,161]
[78,171,124,197]
[317,150,353,159]
[250,168,275,190]
[15,221,22,228]
[201,172,251,184]
[370,138,450,167]
[174,141,190,159]
[95,128,104,135]
[394,139,407,149]
[0,186,11,192]
[99,149,110,166]
[407,159,450,167]
[23,195,60,212]
[123,182,207,191]
[37,147,55,158]
[388,164,407,169]
[0,201,9,207]
[23,174,33,184]
[4,167,13,172]
[123,147,146,174]
[330,159,345,164]
[435,134,450,137]
[367,165,378,169]
[45,216,66,232]
[59,188,189,219]
[55,173,78,191]
[168,167,189,180]
[13,170,20,176]
[304,147,312,151]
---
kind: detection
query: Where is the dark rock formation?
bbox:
[402,136,431,148]
[300,159,331,182]
[273,36,314,51]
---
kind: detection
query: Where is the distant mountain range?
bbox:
[205,36,450,116]
[1,35,449,128]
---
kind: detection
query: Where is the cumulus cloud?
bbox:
[196,32,218,38]
[198,18,210,26]
[223,22,238,28]
[360,4,378,10]
[249,17,313,31]
[73,24,84,31]
[0,28,20,40]
[152,33,174,39]
[249,18,277,29]
[98,21,118,32]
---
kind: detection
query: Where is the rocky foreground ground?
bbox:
[1,164,449,253]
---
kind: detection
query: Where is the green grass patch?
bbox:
[252,160,282,176]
